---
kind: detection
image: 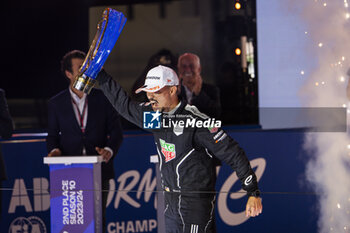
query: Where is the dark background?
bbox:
[1,0,101,98]
[1,0,204,98]
[0,0,259,128]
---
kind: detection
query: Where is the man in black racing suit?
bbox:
[95,65,262,233]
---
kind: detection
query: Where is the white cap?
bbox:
[135,65,179,93]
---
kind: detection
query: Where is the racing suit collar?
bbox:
[165,101,182,115]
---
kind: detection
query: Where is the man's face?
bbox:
[146,86,173,112]
[67,58,84,83]
[178,55,201,85]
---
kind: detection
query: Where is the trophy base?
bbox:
[73,74,96,94]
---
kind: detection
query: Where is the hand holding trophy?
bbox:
[73,8,127,94]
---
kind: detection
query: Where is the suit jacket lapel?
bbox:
[64,89,83,133]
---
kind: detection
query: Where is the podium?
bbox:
[44,156,103,233]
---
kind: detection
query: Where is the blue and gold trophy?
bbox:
[73,8,127,93]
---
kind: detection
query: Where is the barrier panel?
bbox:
[0,130,317,233]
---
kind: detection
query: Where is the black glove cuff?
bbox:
[247,189,261,197]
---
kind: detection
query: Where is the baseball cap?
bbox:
[135,65,179,93]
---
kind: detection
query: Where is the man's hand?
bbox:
[181,74,203,96]
[245,196,262,217]
[47,148,61,157]
[95,147,112,163]
[191,75,203,96]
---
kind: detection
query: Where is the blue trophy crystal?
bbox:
[73,8,127,94]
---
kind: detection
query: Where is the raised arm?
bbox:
[97,70,149,129]
[194,127,262,217]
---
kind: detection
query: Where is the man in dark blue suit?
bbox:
[0,88,13,221]
[46,50,123,232]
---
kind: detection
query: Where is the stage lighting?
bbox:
[235,2,241,10]
[235,48,242,55]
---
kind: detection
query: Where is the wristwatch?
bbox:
[248,189,261,197]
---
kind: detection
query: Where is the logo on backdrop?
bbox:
[143,111,162,129]
[8,178,50,214]
[8,216,47,233]
[104,157,266,228]
[217,157,266,226]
